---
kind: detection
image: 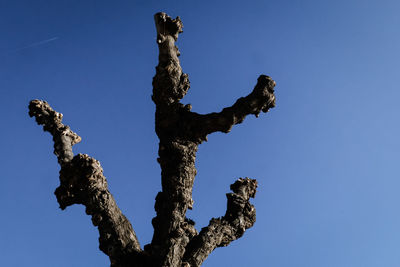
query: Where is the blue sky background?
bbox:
[1,0,400,266]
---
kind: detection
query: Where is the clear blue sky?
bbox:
[1,0,400,266]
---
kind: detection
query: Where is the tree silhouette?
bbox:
[28,12,276,267]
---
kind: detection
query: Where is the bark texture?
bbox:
[28,100,144,267]
[29,12,276,267]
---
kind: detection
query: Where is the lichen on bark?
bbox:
[29,12,276,267]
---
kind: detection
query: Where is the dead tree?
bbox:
[28,12,276,267]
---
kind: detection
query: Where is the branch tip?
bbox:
[182,177,258,266]
[154,12,183,42]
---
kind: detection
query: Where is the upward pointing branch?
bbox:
[150,11,277,266]
[183,178,258,267]
[29,100,143,266]
[29,100,81,165]
[152,12,190,105]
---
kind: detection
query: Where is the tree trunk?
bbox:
[28,12,276,267]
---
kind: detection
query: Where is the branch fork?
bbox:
[29,12,276,267]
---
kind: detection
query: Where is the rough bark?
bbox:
[28,100,145,267]
[29,12,276,267]
[182,178,258,267]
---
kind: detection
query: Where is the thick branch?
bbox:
[152,12,190,105]
[183,178,258,267]
[150,140,198,266]
[29,100,142,265]
[150,12,197,266]
[150,12,272,266]
[189,75,276,141]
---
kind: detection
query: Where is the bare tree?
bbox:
[28,12,276,267]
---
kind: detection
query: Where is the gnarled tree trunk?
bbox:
[28,12,276,267]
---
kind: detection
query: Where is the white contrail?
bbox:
[14,37,59,52]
